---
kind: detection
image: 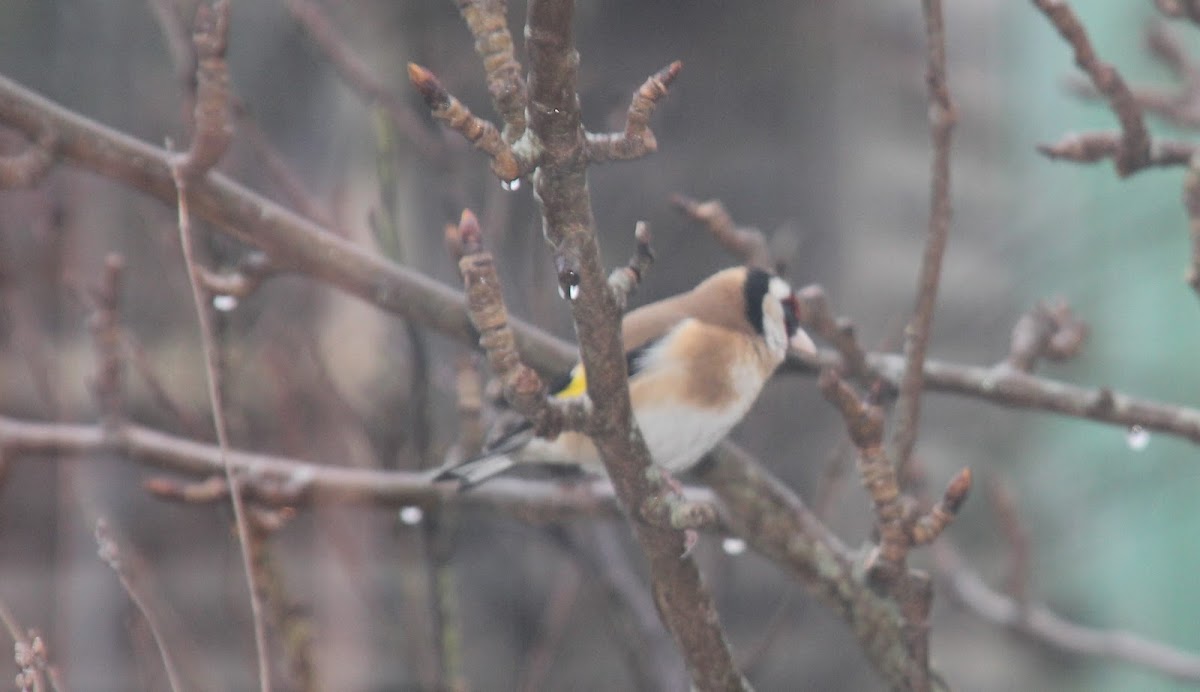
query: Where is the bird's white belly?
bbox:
[633,405,743,473]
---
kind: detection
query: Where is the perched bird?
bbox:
[436,266,817,487]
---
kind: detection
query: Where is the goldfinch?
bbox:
[437,266,816,486]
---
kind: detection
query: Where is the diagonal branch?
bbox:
[937,545,1200,683]
[407,62,533,183]
[671,194,775,271]
[703,443,950,691]
[523,1,746,688]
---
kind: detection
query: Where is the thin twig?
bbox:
[1031,0,1150,176]
[671,194,774,271]
[83,254,125,429]
[794,285,870,380]
[607,221,654,312]
[170,173,272,692]
[173,1,233,180]
[167,6,270,686]
[456,208,593,439]
[407,63,531,182]
[888,0,958,480]
[985,475,1032,606]
[1002,299,1088,373]
[0,597,47,692]
[1067,24,1200,130]
[1037,132,1194,167]
[585,62,682,163]
[94,519,185,692]
[818,370,912,578]
[453,0,528,141]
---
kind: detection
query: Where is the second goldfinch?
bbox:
[436,266,816,486]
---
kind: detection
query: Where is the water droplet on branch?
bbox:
[1126,425,1150,451]
[398,506,424,525]
[212,294,238,312]
[556,268,581,301]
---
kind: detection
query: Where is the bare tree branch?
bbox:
[1036,132,1195,167]
[585,61,682,163]
[452,0,528,142]
[1031,0,1150,176]
[172,0,232,180]
[407,63,532,183]
[702,443,950,692]
[888,0,958,479]
[94,519,185,692]
[1002,299,1088,373]
[0,598,48,692]
[671,194,775,271]
[606,221,654,312]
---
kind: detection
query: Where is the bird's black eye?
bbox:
[782,294,801,336]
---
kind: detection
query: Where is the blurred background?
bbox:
[1,0,1199,690]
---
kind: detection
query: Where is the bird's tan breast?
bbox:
[633,320,774,410]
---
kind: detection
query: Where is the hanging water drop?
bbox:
[212,294,238,312]
[398,506,424,525]
[721,537,747,556]
[501,178,521,192]
[556,267,581,301]
[1126,425,1150,451]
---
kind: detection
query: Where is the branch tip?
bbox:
[407,63,449,110]
[458,208,482,254]
[943,467,972,513]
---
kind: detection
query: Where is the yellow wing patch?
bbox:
[554,364,588,399]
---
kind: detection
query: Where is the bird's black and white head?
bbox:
[742,267,816,362]
[682,266,816,364]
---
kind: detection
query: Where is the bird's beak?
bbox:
[789,328,817,359]
[782,292,817,358]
